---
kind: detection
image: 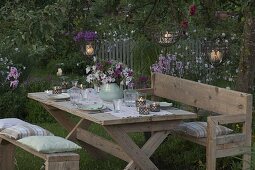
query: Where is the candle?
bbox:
[79,84,83,89]
[86,44,94,56]
[138,105,150,115]
[136,97,146,111]
[210,50,222,62]
[163,31,173,43]
[52,86,62,94]
[57,68,62,76]
[150,102,160,112]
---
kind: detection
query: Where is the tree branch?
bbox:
[141,0,159,29]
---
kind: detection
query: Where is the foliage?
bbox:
[0,89,27,119]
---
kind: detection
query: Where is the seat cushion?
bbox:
[0,124,53,140]
[175,121,233,138]
[0,118,29,131]
[18,136,81,153]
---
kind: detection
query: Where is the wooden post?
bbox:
[45,160,79,170]
[206,117,217,170]
[0,141,15,170]
[242,95,252,170]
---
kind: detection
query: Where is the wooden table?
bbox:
[28,92,197,170]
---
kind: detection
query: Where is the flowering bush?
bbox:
[0,57,21,89]
[151,54,184,77]
[86,60,133,86]
[73,31,97,42]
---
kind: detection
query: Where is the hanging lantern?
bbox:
[85,43,94,56]
[210,50,223,62]
[202,39,229,66]
[156,31,180,47]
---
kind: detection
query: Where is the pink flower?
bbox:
[10,80,19,88]
[189,4,196,16]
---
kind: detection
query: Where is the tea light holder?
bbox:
[61,81,68,93]
[138,105,150,115]
[150,102,160,112]
[52,86,62,94]
[136,97,146,110]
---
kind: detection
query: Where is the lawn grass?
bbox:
[14,121,245,170]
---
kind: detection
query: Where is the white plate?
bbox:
[77,104,106,111]
[159,102,173,107]
[49,93,70,100]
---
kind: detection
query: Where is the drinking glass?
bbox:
[123,89,138,107]
[67,80,82,105]
[113,99,122,113]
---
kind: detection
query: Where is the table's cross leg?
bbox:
[105,126,159,170]
[42,104,76,132]
[76,128,131,162]
[66,118,88,141]
[125,131,170,170]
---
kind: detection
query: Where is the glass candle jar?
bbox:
[150,102,160,112]
[138,105,150,115]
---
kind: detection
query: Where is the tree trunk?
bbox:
[236,10,255,93]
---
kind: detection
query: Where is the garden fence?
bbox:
[97,39,203,71]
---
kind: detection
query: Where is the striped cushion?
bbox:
[0,124,53,140]
[175,122,233,138]
[0,118,29,131]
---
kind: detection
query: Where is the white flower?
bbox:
[222,33,226,37]
[86,66,91,74]
[92,65,96,71]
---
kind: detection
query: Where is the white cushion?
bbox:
[0,118,29,131]
[175,121,233,138]
[18,136,81,153]
[0,124,53,140]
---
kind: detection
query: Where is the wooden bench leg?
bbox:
[242,153,251,170]
[45,160,79,170]
[0,142,15,170]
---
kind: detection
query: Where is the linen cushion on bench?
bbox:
[0,118,29,131]
[174,122,233,138]
[18,136,81,153]
[0,124,53,140]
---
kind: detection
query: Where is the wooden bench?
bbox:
[0,134,80,170]
[141,73,252,170]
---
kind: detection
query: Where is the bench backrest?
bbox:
[152,73,252,115]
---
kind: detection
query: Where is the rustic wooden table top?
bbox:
[28,92,197,125]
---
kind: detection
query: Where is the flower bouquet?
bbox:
[86,60,133,101]
[86,60,133,86]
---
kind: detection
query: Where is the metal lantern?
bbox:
[85,43,94,56]
[81,39,100,57]
[155,31,180,47]
[202,39,229,66]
